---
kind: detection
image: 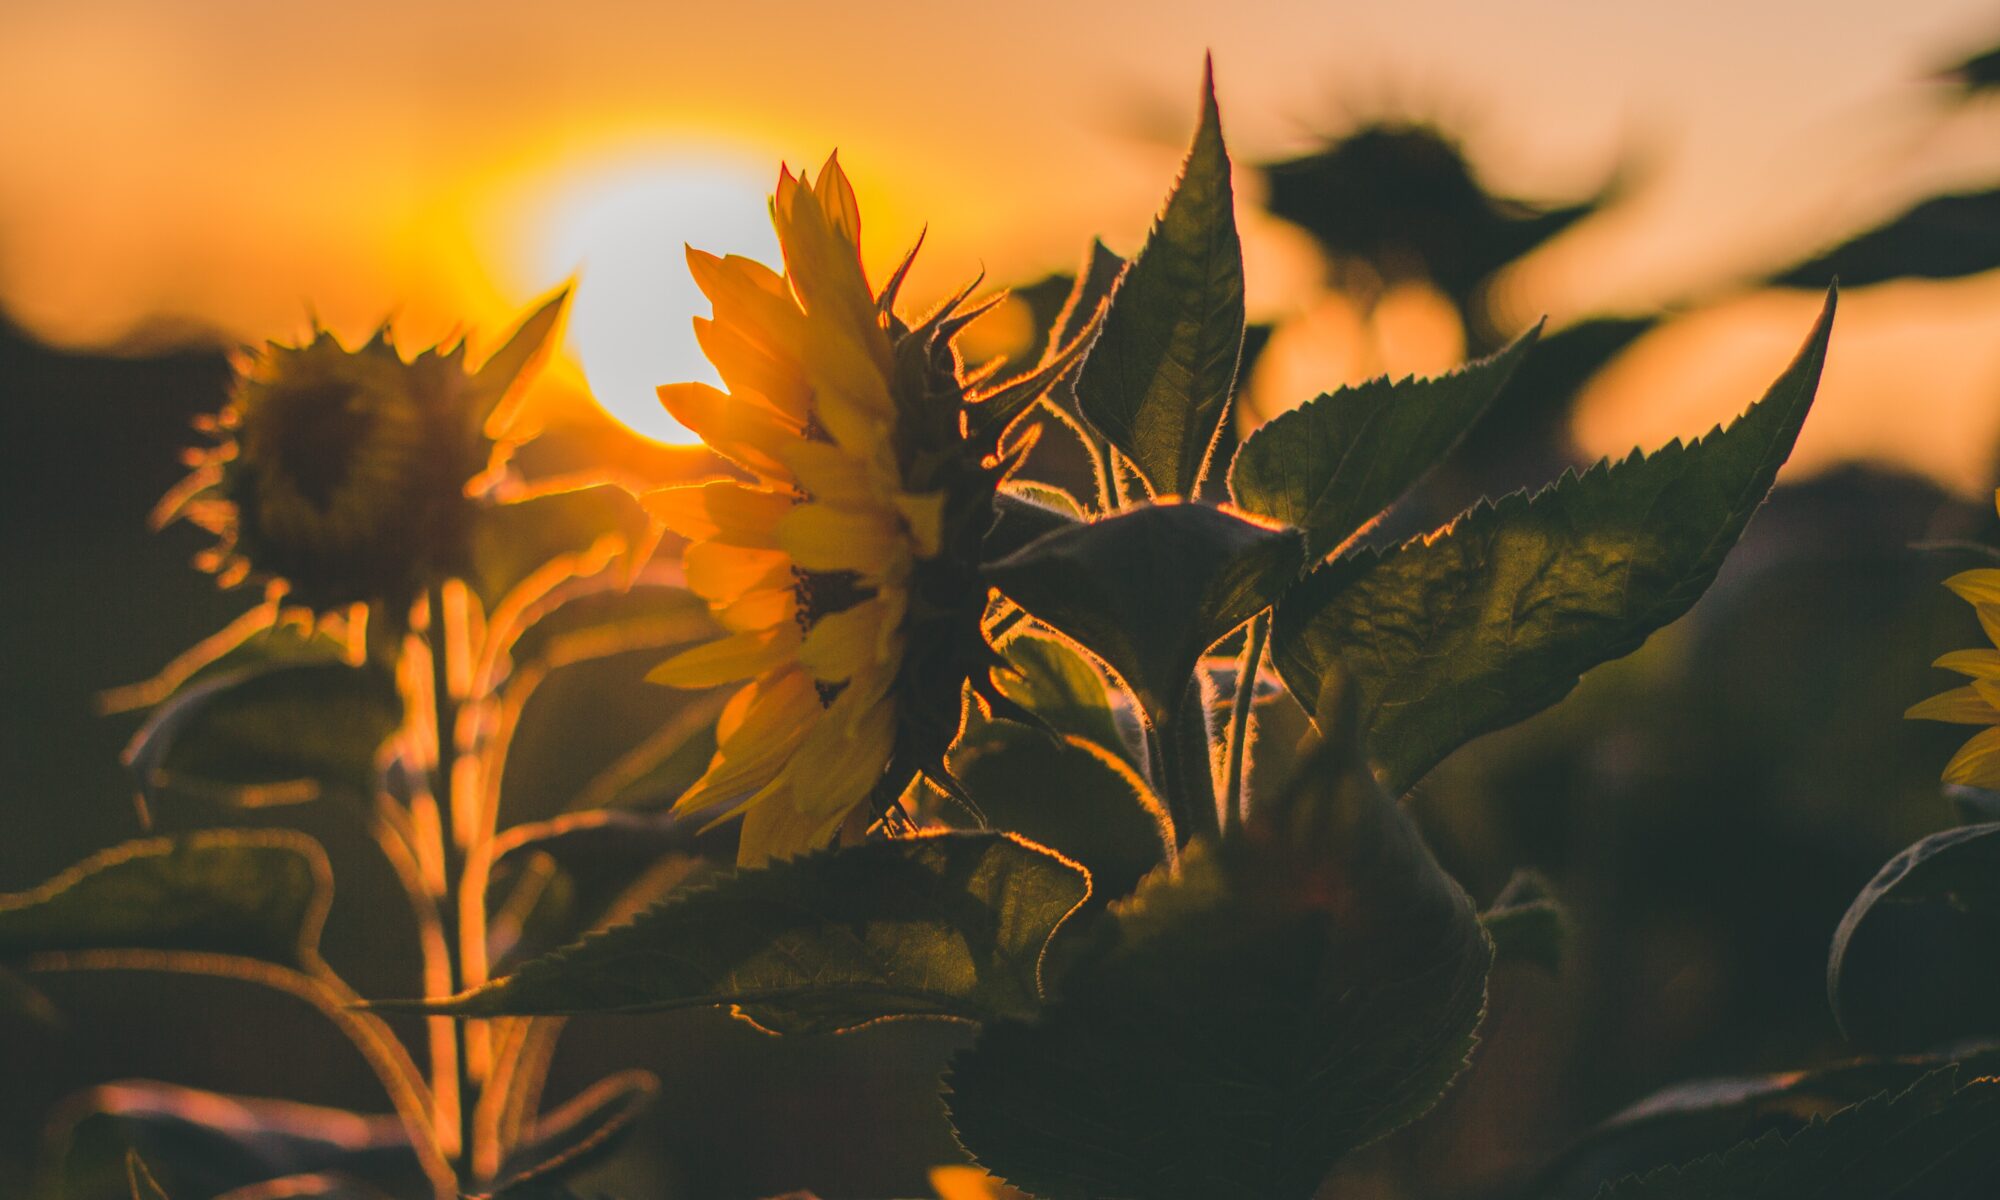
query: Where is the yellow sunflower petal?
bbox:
[1944,724,2000,788]
[1905,685,2000,724]
[692,317,811,424]
[786,683,898,819]
[777,502,906,576]
[1935,649,2000,678]
[643,481,794,547]
[894,491,947,558]
[1945,569,2000,608]
[776,440,879,508]
[735,781,852,866]
[718,586,796,633]
[684,542,791,604]
[675,670,820,816]
[657,383,798,482]
[646,625,799,688]
[797,598,890,683]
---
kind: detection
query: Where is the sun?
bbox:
[533,154,779,444]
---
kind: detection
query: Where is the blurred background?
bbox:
[5,1,2000,1196]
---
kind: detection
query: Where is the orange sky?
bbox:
[3,0,1998,487]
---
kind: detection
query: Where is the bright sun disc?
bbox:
[535,155,779,444]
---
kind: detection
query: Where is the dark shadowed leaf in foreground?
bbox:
[1596,1067,2000,1200]
[391,832,1090,1034]
[945,697,1490,1200]
[1273,289,1833,794]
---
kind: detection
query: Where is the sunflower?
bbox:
[1907,495,2000,789]
[645,154,1085,865]
[159,296,565,619]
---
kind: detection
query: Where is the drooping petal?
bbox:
[1934,648,2000,678]
[1944,724,2000,789]
[646,625,800,688]
[657,383,797,481]
[797,597,889,683]
[675,670,821,815]
[683,543,791,604]
[1905,685,2000,724]
[643,481,794,547]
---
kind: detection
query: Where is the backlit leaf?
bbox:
[1229,325,1539,560]
[1272,290,1833,794]
[1075,61,1244,498]
[0,830,330,970]
[390,833,1090,1034]
[986,502,1303,728]
[469,483,659,613]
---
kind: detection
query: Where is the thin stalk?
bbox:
[1221,612,1270,837]
[422,584,478,1176]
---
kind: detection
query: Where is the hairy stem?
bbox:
[1154,677,1219,846]
[1221,611,1269,836]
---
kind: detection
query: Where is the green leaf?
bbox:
[1272,290,1834,794]
[1530,1048,2000,1200]
[0,830,330,970]
[1596,1067,2000,1199]
[1229,325,1540,560]
[468,483,658,613]
[986,502,1303,728]
[989,630,1130,757]
[1075,60,1245,498]
[945,721,1492,1200]
[1828,821,2000,1049]
[950,722,1170,901]
[124,660,401,805]
[983,487,1083,563]
[389,833,1091,1034]
[1481,869,1567,972]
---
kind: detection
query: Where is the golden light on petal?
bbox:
[521,153,779,445]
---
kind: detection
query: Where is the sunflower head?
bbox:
[163,295,568,618]
[647,155,1087,864]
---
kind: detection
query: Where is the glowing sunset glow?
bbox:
[528,156,780,444]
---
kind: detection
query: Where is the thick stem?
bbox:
[1221,612,1270,837]
[1154,676,1220,846]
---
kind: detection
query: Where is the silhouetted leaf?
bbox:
[1529,1048,2000,1200]
[983,488,1083,563]
[1774,190,2000,288]
[1076,62,1244,498]
[1482,869,1567,972]
[1273,290,1833,793]
[469,484,658,612]
[1230,326,1540,560]
[951,722,1170,902]
[987,503,1303,728]
[474,286,572,428]
[128,1152,169,1200]
[1942,40,2000,93]
[0,830,329,969]
[1596,1067,2000,1199]
[392,833,1091,1033]
[124,660,400,805]
[946,719,1491,1200]
[1829,821,2000,1049]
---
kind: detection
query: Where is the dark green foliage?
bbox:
[1229,324,1540,560]
[126,1152,168,1200]
[983,488,1083,562]
[944,722,1491,1200]
[1829,821,2000,1049]
[1273,291,1834,793]
[1076,62,1244,498]
[392,833,1090,1033]
[124,658,401,804]
[987,503,1303,728]
[1596,1067,2000,1199]
[1481,868,1567,972]
[489,1071,659,1197]
[0,829,328,969]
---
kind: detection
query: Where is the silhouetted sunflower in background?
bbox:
[646,155,1088,865]
[157,297,566,620]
